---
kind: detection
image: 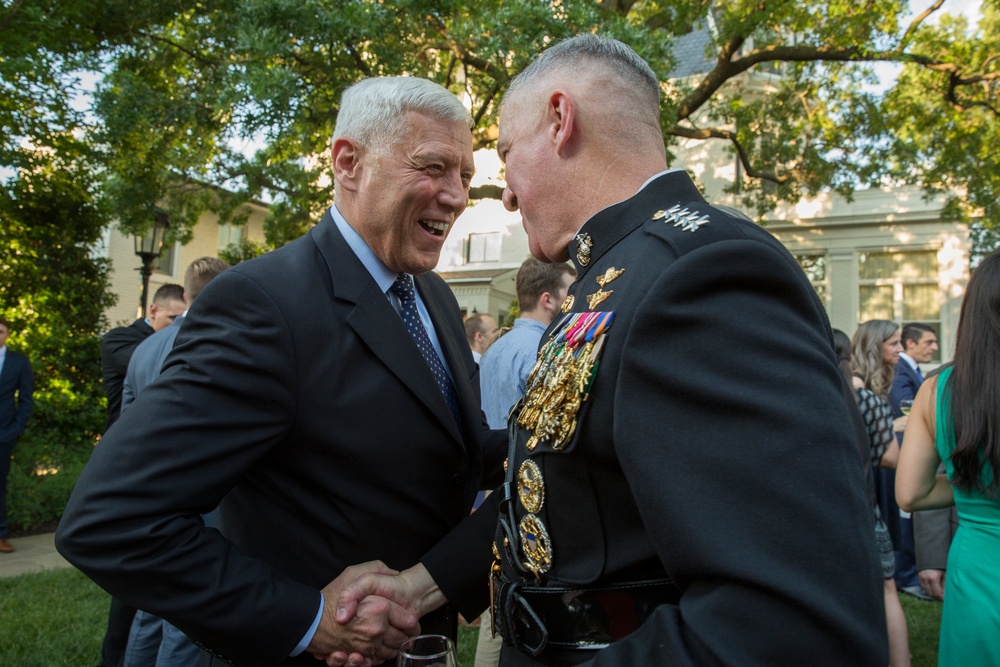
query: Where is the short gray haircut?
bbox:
[505,34,661,114]
[333,77,472,153]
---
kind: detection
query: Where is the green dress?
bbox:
[935,367,1000,666]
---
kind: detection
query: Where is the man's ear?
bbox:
[332,138,363,192]
[546,90,576,157]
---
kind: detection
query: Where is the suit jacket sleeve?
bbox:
[583,240,884,665]
[12,354,33,438]
[57,271,319,666]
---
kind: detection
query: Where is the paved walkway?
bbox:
[0,532,72,579]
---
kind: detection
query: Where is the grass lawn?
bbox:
[0,567,941,666]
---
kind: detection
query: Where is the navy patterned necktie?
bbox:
[390,273,462,428]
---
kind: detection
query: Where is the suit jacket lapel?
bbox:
[311,211,464,445]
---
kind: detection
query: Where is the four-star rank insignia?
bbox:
[653,204,709,232]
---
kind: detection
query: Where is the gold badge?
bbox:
[587,288,612,310]
[596,267,624,288]
[518,460,545,514]
[519,514,553,574]
[575,233,593,266]
[561,294,575,313]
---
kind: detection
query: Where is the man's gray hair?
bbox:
[333,77,472,153]
[505,34,661,111]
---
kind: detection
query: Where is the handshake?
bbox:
[307,561,447,667]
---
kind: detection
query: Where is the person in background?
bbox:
[897,250,1000,666]
[0,316,33,554]
[464,313,498,364]
[101,283,185,431]
[96,282,185,667]
[479,258,575,429]
[885,323,939,601]
[852,320,911,667]
[119,257,230,667]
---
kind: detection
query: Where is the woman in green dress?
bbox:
[897,250,1000,666]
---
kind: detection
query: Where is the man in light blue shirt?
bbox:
[479,258,575,430]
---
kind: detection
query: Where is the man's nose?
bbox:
[502,186,519,212]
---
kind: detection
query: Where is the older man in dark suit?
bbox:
[57,76,504,666]
[0,316,33,554]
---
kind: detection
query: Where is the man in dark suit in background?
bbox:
[57,76,504,666]
[100,283,185,431]
[96,282,185,667]
[339,34,886,666]
[0,316,33,554]
[887,322,939,600]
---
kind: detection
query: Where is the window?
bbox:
[858,250,941,358]
[794,254,827,304]
[466,232,501,263]
[218,224,245,251]
[155,243,177,276]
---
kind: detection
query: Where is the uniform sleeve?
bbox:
[56,270,318,666]
[591,239,885,665]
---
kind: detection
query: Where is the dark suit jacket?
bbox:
[0,349,33,445]
[889,359,922,418]
[58,212,504,666]
[100,318,154,430]
[497,171,886,665]
[121,317,185,412]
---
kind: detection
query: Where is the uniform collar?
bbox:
[567,170,706,278]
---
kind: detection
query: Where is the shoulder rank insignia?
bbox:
[653,204,709,233]
[574,233,593,266]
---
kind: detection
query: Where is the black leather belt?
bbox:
[491,574,679,656]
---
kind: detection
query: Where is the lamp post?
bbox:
[134,209,170,318]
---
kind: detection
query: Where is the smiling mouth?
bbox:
[419,219,450,236]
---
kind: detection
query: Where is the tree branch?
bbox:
[137,30,217,67]
[897,0,945,51]
[343,41,372,78]
[669,124,793,184]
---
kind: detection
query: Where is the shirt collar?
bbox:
[899,352,919,371]
[328,204,400,293]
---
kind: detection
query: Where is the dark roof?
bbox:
[669,25,716,79]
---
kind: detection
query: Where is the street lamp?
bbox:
[134,209,170,318]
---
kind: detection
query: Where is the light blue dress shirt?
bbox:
[479,318,547,429]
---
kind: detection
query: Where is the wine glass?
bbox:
[396,634,457,667]
[899,399,913,416]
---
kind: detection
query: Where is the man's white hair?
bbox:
[333,76,472,153]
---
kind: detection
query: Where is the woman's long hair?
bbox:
[950,251,1000,496]
[851,320,899,399]
[833,329,853,390]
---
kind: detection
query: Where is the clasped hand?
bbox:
[309,561,438,667]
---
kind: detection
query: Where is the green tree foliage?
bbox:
[0,154,114,531]
[3,0,998,238]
